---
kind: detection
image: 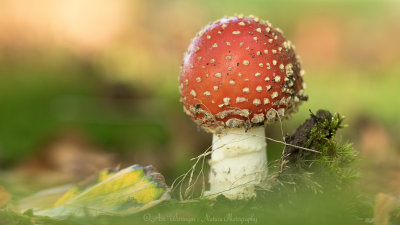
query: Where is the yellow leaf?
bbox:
[21,164,170,218]
[53,186,80,207]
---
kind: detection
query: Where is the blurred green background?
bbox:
[0,0,399,196]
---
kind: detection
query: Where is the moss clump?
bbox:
[265,110,358,194]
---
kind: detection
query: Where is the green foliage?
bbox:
[0,74,170,167]
[0,209,33,225]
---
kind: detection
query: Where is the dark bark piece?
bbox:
[281,110,333,164]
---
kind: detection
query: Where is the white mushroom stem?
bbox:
[205,126,267,200]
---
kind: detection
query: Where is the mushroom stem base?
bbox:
[205,126,267,200]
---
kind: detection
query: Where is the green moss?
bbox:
[268,110,359,193]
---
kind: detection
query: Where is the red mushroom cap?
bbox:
[179,15,307,133]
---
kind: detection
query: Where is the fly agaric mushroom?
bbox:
[179,15,307,199]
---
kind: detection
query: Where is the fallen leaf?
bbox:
[18,184,74,212]
[19,164,170,218]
